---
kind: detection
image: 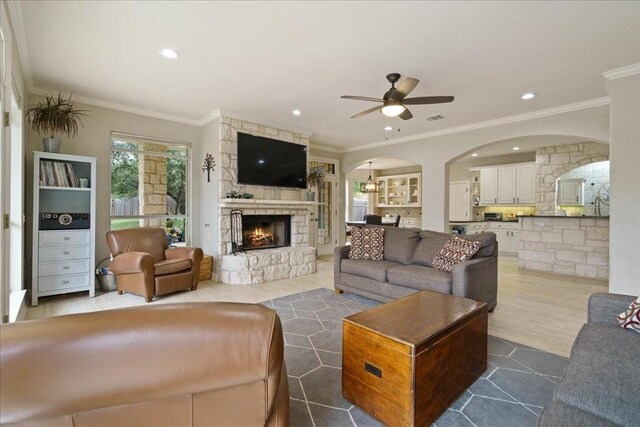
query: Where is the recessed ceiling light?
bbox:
[384,126,393,131]
[521,92,536,100]
[513,147,520,151]
[159,48,179,59]
[292,109,302,116]
[471,153,478,157]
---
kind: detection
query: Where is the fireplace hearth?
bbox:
[239,214,291,252]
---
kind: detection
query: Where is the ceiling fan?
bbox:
[341,73,454,120]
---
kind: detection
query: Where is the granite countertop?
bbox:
[516,215,609,219]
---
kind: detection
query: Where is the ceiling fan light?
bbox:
[381,104,406,117]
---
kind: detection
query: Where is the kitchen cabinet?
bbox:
[487,222,520,253]
[480,168,498,205]
[497,166,516,204]
[478,163,535,205]
[376,173,421,208]
[32,152,96,306]
[557,179,585,206]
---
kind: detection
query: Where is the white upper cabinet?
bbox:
[478,162,535,205]
[375,173,421,207]
[516,163,536,204]
[497,166,516,204]
[480,168,498,205]
[557,178,585,206]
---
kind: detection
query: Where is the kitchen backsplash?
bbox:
[376,207,422,218]
[472,206,536,221]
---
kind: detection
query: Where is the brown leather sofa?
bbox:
[0,303,289,427]
[106,227,203,302]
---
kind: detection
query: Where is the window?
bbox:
[351,180,368,221]
[110,133,191,245]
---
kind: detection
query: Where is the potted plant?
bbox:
[25,93,88,153]
[306,166,326,201]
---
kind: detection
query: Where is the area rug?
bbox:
[261,288,568,427]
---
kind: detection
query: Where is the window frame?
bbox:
[109,132,192,245]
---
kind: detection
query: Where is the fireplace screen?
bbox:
[241,215,291,251]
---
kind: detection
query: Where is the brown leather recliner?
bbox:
[106,227,203,302]
[0,303,289,427]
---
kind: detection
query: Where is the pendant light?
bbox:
[359,162,379,193]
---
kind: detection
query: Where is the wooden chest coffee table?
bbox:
[342,290,488,426]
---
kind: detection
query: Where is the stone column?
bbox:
[138,144,168,228]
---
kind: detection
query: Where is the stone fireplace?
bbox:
[239,214,291,251]
[200,115,317,285]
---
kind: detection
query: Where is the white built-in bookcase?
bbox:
[31,152,96,306]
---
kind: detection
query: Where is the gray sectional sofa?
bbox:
[538,292,640,427]
[334,226,498,311]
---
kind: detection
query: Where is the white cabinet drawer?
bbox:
[39,274,89,293]
[487,222,519,230]
[39,245,90,261]
[39,259,90,277]
[39,231,90,247]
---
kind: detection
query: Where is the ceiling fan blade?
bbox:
[351,105,382,119]
[391,77,419,100]
[402,96,455,105]
[399,108,413,120]
[341,95,384,102]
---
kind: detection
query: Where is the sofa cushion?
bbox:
[461,232,497,258]
[432,236,482,273]
[538,401,618,427]
[341,259,402,282]
[411,230,452,267]
[570,322,640,359]
[387,265,452,294]
[349,227,385,260]
[154,258,192,276]
[381,227,420,264]
[617,296,640,333]
[555,324,640,426]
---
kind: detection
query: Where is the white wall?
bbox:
[608,72,640,295]
[25,95,201,285]
[342,105,610,232]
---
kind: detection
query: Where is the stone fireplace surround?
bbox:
[213,116,317,285]
[218,199,316,284]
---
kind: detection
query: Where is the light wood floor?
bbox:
[26,254,607,357]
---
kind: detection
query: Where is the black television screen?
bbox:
[237,132,307,189]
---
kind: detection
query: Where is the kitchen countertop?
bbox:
[516,215,609,219]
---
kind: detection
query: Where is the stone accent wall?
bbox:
[220,246,316,285]
[139,144,167,227]
[518,217,609,280]
[535,142,609,215]
[218,117,309,201]
[210,116,316,284]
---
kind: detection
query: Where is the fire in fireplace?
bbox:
[241,215,291,251]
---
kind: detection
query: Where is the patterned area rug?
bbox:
[261,288,568,427]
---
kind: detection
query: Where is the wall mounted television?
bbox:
[237,132,307,189]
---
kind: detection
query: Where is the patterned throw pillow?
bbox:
[349,227,384,261]
[432,236,482,273]
[617,296,640,333]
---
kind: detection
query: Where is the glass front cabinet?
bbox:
[375,173,421,208]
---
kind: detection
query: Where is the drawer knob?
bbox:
[62,266,70,270]
[63,237,70,241]
[62,280,69,284]
[63,251,70,255]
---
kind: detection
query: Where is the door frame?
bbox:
[309,156,339,256]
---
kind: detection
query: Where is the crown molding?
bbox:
[602,63,640,80]
[201,108,314,138]
[29,86,202,126]
[341,97,611,153]
[308,143,343,153]
[5,0,33,89]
